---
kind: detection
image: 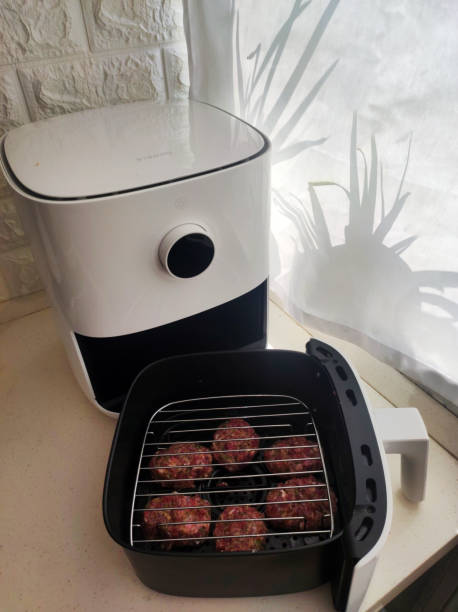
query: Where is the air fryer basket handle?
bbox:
[306,338,389,612]
[372,408,428,502]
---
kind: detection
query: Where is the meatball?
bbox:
[212,418,259,473]
[150,442,212,489]
[143,494,211,550]
[214,505,267,552]
[264,436,322,475]
[265,476,337,531]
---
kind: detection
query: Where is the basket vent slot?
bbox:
[361,444,373,466]
[354,516,373,541]
[366,478,377,503]
[336,366,348,381]
[316,346,332,358]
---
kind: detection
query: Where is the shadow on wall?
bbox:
[275,114,458,399]
[232,0,340,305]
[231,0,457,403]
[235,0,339,164]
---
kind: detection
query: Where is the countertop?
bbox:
[0,303,457,612]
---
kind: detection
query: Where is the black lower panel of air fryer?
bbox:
[75,280,267,413]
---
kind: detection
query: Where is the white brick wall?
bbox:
[0,0,188,303]
[81,0,183,51]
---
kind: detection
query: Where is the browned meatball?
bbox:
[214,505,267,552]
[264,436,322,475]
[143,494,211,550]
[212,418,259,473]
[265,476,337,531]
[150,442,212,489]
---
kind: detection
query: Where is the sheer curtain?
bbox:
[183,0,458,411]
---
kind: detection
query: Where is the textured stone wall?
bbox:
[0,0,188,302]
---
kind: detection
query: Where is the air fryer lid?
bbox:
[2,100,266,200]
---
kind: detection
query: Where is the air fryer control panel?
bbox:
[159,224,215,278]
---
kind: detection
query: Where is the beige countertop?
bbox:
[1,304,457,612]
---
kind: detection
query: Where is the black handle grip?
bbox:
[306,338,388,610]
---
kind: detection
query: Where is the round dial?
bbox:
[159,224,215,279]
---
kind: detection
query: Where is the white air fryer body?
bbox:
[1,100,271,415]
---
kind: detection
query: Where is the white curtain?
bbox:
[183,0,458,411]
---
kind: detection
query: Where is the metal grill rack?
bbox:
[130,394,338,551]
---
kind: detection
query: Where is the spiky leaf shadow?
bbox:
[276,115,458,324]
[236,0,340,164]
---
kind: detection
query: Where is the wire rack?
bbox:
[130,394,337,551]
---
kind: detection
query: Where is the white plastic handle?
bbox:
[373,408,428,502]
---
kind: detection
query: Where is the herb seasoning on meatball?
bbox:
[264,435,322,475]
[212,418,259,473]
[143,494,211,550]
[214,505,267,552]
[265,476,337,530]
[150,442,212,489]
